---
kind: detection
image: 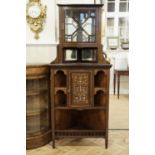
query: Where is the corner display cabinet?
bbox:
[26,65,51,149]
[50,4,112,148]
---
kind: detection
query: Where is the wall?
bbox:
[26,0,57,63]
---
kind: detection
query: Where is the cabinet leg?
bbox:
[113,73,116,95]
[105,137,108,149]
[52,139,55,148]
[117,75,120,99]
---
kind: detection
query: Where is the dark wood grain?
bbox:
[26,65,51,149]
[50,4,111,149]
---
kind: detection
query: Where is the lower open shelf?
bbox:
[55,109,106,137]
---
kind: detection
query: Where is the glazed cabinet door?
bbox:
[68,70,93,107]
[26,65,51,149]
[62,7,97,43]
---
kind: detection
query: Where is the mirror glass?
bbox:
[82,49,97,61]
[64,49,78,61]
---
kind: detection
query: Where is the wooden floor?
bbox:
[27,95,129,155]
[109,95,129,129]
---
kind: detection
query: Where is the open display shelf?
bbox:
[55,109,106,130]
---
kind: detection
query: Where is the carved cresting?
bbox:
[71,72,90,106]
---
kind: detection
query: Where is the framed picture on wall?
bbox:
[120,39,129,50]
[107,36,119,50]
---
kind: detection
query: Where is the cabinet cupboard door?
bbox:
[64,9,97,43]
[68,70,92,107]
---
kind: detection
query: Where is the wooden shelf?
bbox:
[54,70,67,87]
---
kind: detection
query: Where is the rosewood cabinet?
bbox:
[50,4,112,149]
[26,65,51,149]
[26,4,111,150]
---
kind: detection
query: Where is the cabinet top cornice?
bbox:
[57,4,104,7]
[49,63,112,68]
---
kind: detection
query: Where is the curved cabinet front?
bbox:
[26,64,51,149]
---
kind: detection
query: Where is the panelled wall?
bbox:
[26,0,128,94]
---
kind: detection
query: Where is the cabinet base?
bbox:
[26,130,51,149]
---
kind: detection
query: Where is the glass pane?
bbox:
[108,3,115,12]
[65,18,77,35]
[65,10,96,42]
[107,18,114,36]
[26,78,49,137]
[82,49,96,61]
[107,18,114,27]
[119,2,129,12]
[64,49,78,61]
[26,113,49,135]
[119,17,129,39]
[119,17,127,27]
[26,78,48,92]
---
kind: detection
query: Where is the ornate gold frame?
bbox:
[26,0,47,39]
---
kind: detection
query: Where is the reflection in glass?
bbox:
[119,17,127,27]
[65,18,77,36]
[65,10,96,42]
[64,49,78,61]
[119,17,129,39]
[107,18,114,36]
[107,2,115,12]
[119,2,129,12]
[26,77,49,136]
[64,48,97,62]
[82,49,97,61]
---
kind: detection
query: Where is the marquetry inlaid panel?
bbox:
[70,72,90,106]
